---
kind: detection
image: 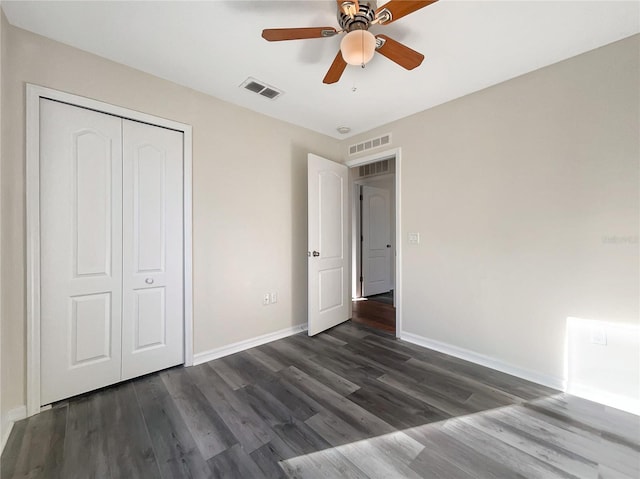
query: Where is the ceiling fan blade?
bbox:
[323,51,348,84]
[375,0,437,24]
[376,35,424,70]
[262,27,338,42]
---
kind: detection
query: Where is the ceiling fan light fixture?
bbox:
[340,29,376,66]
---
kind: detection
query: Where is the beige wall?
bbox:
[0,6,5,445]
[345,35,640,388]
[0,23,340,415]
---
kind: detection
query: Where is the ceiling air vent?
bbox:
[240,77,284,100]
[349,133,392,156]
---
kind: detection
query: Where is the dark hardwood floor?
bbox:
[351,297,396,334]
[2,321,639,478]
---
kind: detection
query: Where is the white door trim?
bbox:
[26,84,194,416]
[345,148,402,338]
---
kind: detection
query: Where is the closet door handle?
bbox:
[145,278,154,285]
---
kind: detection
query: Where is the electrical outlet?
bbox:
[262,293,270,306]
[270,292,278,304]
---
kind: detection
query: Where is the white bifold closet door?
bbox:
[40,99,184,405]
[121,119,184,380]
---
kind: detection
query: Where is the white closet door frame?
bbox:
[26,84,194,417]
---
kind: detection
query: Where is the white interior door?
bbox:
[40,99,123,405]
[308,153,349,336]
[362,185,392,296]
[121,120,184,380]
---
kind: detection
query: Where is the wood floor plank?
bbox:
[223,351,280,387]
[409,446,481,479]
[160,367,238,460]
[61,396,111,479]
[187,363,273,453]
[316,331,348,347]
[400,340,557,400]
[459,413,598,478]
[444,414,579,478]
[236,383,299,428]
[249,440,291,479]
[406,426,527,479]
[207,444,265,479]
[542,395,640,444]
[263,423,369,479]
[207,356,251,390]
[271,419,334,457]
[265,341,360,396]
[326,323,369,342]
[0,417,28,478]
[405,356,523,404]
[524,397,640,451]
[597,463,637,479]
[287,334,387,384]
[306,410,424,476]
[133,374,213,479]
[7,407,67,479]
[278,446,370,479]
[280,366,397,438]
[346,377,448,429]
[510,405,640,477]
[259,375,326,423]
[245,346,286,372]
[376,373,474,417]
[99,383,162,479]
[498,405,640,478]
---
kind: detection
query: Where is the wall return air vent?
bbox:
[357,158,393,178]
[349,133,392,156]
[240,77,284,100]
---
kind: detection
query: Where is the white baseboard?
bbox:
[400,331,565,391]
[1,405,27,454]
[193,324,308,366]
[568,383,640,416]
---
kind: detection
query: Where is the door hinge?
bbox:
[360,194,363,201]
[359,276,363,282]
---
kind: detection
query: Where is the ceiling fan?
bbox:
[262,0,438,84]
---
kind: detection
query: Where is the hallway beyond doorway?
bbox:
[351,294,395,335]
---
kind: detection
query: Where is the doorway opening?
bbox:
[349,153,398,335]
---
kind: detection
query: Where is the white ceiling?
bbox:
[3,1,639,139]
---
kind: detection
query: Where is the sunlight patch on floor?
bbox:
[279,398,567,478]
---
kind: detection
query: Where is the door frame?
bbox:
[345,148,402,337]
[25,84,194,416]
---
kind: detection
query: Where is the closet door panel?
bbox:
[122,120,184,379]
[40,99,123,405]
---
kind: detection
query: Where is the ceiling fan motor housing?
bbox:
[338,1,377,31]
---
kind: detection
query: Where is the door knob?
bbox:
[386,244,391,248]
[145,278,154,284]
[312,251,320,257]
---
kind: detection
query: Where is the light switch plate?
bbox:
[408,232,420,244]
